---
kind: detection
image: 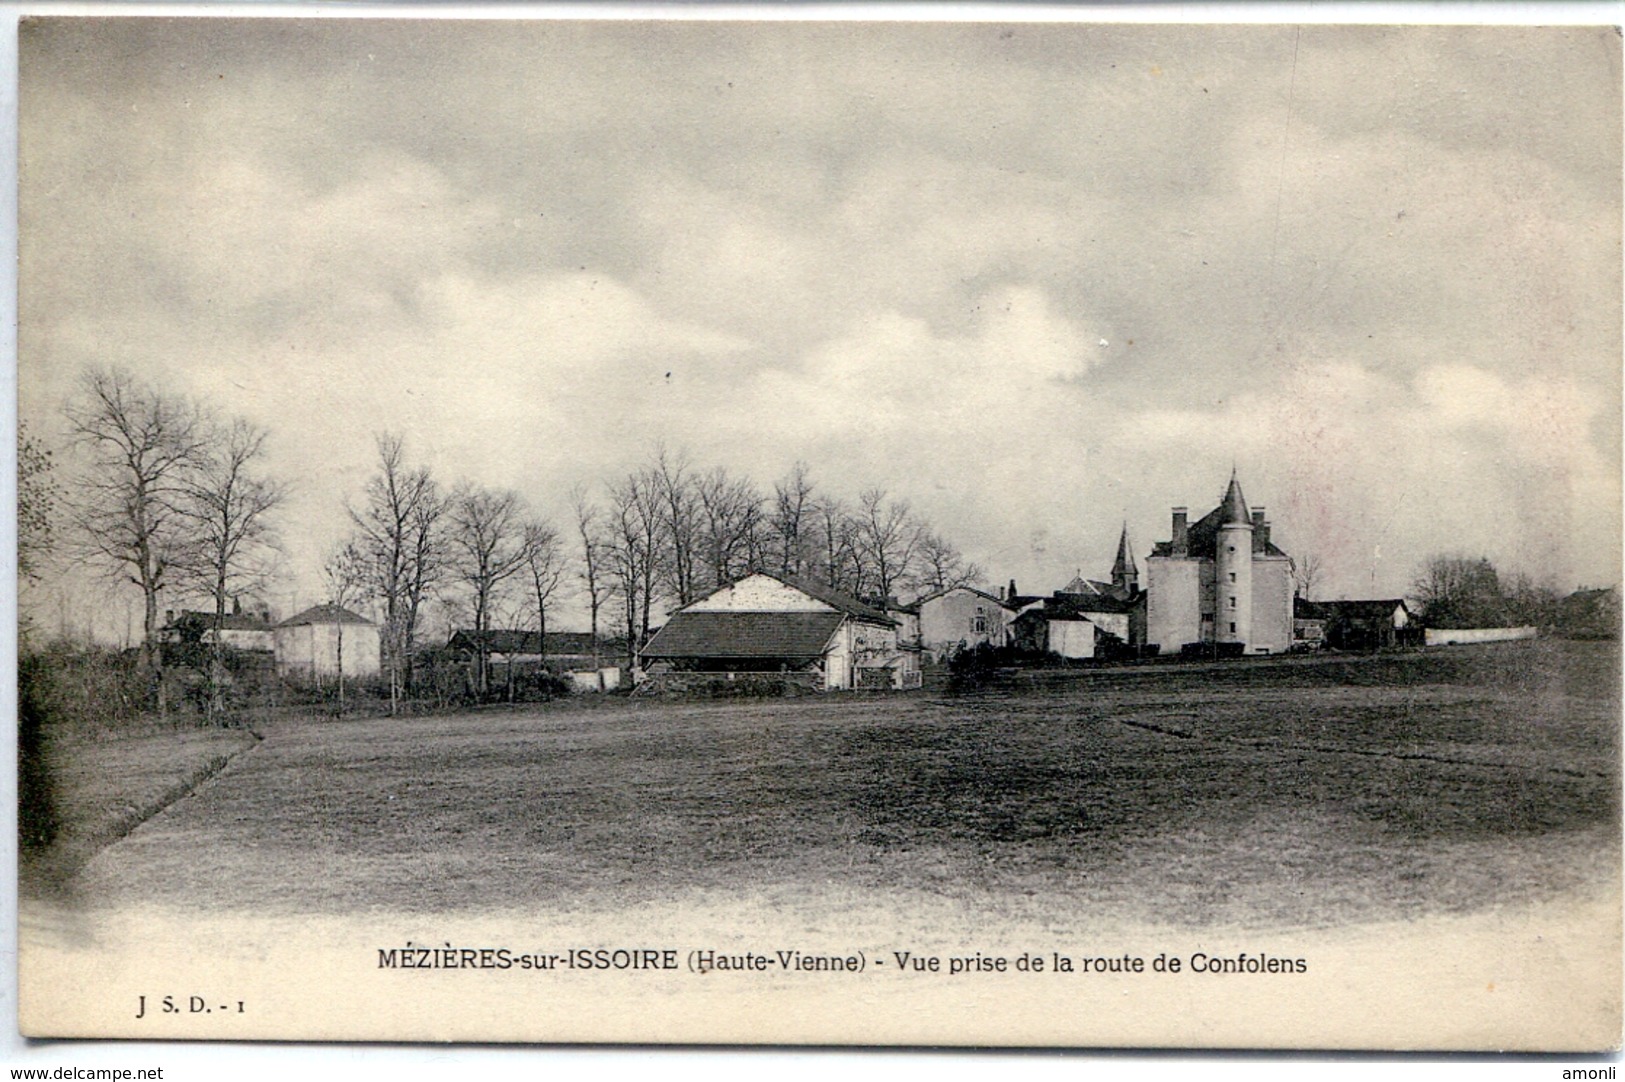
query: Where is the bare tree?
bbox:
[606,471,662,669]
[347,434,446,713]
[182,416,287,718]
[1411,554,1505,629]
[857,487,921,604]
[812,495,860,595]
[64,366,206,712]
[648,446,701,606]
[571,484,611,681]
[322,542,369,710]
[695,465,763,588]
[916,529,981,594]
[1292,550,1323,601]
[447,485,534,697]
[769,461,818,578]
[523,518,567,661]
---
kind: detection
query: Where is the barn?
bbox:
[638,572,910,691]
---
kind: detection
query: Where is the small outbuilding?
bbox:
[1011,594,1136,660]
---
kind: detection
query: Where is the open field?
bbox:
[32,640,1621,931]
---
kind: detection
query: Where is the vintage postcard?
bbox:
[13,14,1622,1051]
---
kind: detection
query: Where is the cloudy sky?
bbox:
[18,17,1621,630]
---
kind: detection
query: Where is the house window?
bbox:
[973,613,987,634]
[1228,596,1236,608]
[1228,572,1236,583]
[1227,545,1236,554]
[1229,622,1237,633]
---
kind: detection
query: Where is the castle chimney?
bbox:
[165,609,174,624]
[1253,508,1269,552]
[1171,508,1189,556]
[1008,579,1018,600]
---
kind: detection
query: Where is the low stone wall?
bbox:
[632,671,825,698]
[1423,626,1538,646]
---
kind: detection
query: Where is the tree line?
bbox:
[26,365,983,715]
[1408,554,1569,631]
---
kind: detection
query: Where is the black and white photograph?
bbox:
[13,12,1622,1051]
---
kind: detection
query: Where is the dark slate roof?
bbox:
[1151,478,1288,560]
[770,572,894,624]
[1219,470,1251,525]
[1020,594,1136,621]
[1295,598,1409,621]
[276,604,374,629]
[640,610,847,659]
[448,630,624,655]
[163,610,275,632]
[1112,524,1138,580]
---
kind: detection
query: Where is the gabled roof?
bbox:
[448,629,544,655]
[1059,576,1115,597]
[1019,594,1136,620]
[448,629,624,655]
[640,610,846,659]
[163,609,275,632]
[276,604,374,629]
[696,571,895,625]
[1295,598,1409,621]
[913,584,1011,611]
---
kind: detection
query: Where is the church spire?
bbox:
[1112,522,1139,594]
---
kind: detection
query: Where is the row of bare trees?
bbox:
[41,366,985,716]
[59,367,286,716]
[574,447,982,660]
[327,436,570,705]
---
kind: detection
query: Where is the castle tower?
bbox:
[1111,523,1139,596]
[1213,471,1254,647]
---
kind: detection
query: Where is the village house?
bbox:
[1008,526,1147,660]
[638,571,910,691]
[1010,593,1137,659]
[1557,587,1621,640]
[160,602,277,654]
[914,585,1013,661]
[274,604,380,681]
[1144,472,1294,656]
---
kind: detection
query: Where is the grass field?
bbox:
[37,639,1621,932]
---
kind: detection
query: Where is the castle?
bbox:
[1143,472,1294,655]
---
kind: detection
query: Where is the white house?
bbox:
[274,604,380,680]
[915,586,1013,661]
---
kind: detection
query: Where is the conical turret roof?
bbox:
[1219,470,1251,526]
